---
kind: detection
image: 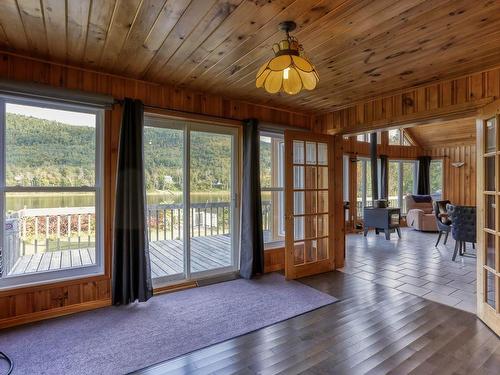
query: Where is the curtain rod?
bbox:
[114,99,246,124]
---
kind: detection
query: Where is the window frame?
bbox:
[259,130,285,250]
[0,95,104,290]
[356,132,381,144]
[429,159,444,200]
[388,159,419,214]
[143,114,240,287]
[389,128,413,146]
[356,157,373,219]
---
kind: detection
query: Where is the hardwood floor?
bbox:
[343,228,477,313]
[134,271,499,375]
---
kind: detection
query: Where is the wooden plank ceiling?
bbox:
[0,0,500,112]
[406,117,476,148]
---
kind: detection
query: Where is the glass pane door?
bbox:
[285,131,335,280]
[144,117,239,286]
[189,130,235,276]
[478,114,500,335]
[144,123,185,283]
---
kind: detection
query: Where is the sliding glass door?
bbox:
[144,116,239,286]
[189,130,235,276]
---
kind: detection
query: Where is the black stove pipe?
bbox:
[370,132,378,204]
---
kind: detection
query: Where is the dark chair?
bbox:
[433,200,451,247]
[446,204,476,261]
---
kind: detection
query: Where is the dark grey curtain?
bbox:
[240,118,264,279]
[112,98,153,305]
[417,156,432,195]
[380,155,388,199]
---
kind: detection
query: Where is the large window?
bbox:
[388,160,418,214]
[389,128,413,146]
[356,157,373,219]
[430,159,443,200]
[260,132,284,248]
[0,98,103,288]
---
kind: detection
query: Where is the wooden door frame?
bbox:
[284,131,344,280]
[476,98,500,335]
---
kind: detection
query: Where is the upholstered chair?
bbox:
[405,195,438,232]
[433,200,451,247]
[446,204,476,261]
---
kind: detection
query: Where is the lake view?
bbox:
[6,191,234,212]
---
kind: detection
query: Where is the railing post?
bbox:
[34,216,38,254]
[177,209,181,239]
[87,214,91,248]
[222,208,225,234]
[45,215,49,252]
[21,216,26,256]
[191,207,194,238]
[56,215,61,251]
[67,215,71,249]
[204,208,207,237]
[216,207,220,235]
[155,209,159,242]
[170,209,173,240]
[77,214,81,249]
[163,209,167,241]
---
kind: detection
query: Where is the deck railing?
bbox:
[6,207,96,256]
[1,200,273,276]
[146,201,272,241]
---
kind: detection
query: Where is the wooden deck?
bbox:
[9,248,96,275]
[149,235,231,277]
[9,235,232,277]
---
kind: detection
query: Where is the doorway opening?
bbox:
[341,118,479,313]
[143,115,240,288]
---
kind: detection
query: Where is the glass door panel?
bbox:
[478,107,500,336]
[144,124,185,282]
[144,117,239,286]
[189,130,234,275]
[285,131,335,279]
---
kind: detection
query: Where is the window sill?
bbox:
[264,242,285,251]
[0,265,105,292]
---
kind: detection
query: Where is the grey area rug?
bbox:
[0,273,337,375]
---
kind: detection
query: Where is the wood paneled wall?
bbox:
[314,66,500,134]
[0,52,311,329]
[425,144,477,206]
[343,136,422,160]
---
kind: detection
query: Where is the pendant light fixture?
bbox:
[256,21,319,95]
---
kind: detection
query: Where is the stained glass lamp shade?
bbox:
[256,21,319,95]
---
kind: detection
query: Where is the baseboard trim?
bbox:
[0,299,111,330]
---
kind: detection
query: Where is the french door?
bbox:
[477,99,500,335]
[284,130,338,279]
[144,115,239,287]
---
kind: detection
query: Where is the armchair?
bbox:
[405,195,438,232]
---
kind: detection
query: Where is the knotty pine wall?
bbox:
[314,67,500,134]
[343,134,423,160]
[425,143,477,206]
[314,67,496,212]
[0,52,311,328]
